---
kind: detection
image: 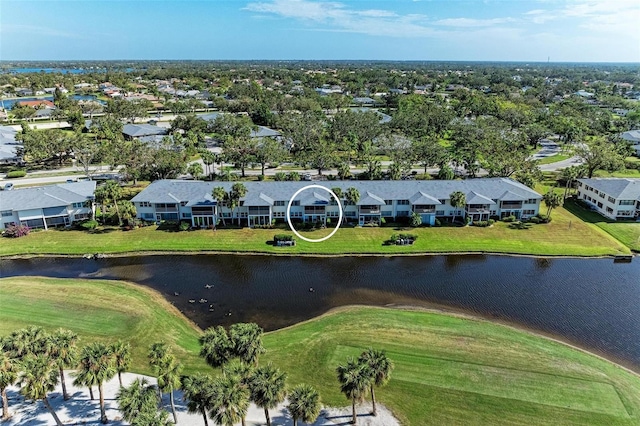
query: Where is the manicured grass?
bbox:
[265,307,640,425]
[0,277,207,375]
[536,154,570,165]
[2,278,639,425]
[564,199,640,252]
[594,168,640,178]
[0,203,629,257]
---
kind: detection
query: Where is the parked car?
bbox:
[3,183,14,191]
[302,173,312,181]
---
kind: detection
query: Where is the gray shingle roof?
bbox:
[251,126,281,138]
[0,181,96,211]
[578,178,640,200]
[122,124,168,138]
[621,130,640,143]
[132,178,541,206]
[409,191,441,205]
[466,191,494,205]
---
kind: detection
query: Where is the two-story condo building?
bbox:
[0,181,96,230]
[576,178,640,220]
[131,179,542,228]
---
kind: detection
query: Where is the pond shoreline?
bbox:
[1,249,632,260]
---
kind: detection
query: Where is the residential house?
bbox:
[0,126,23,165]
[15,88,33,97]
[576,178,640,220]
[0,181,96,230]
[16,100,56,109]
[131,178,542,228]
[122,123,168,140]
[620,130,640,156]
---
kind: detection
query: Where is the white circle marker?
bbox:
[286,184,343,243]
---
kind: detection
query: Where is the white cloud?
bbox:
[434,17,515,27]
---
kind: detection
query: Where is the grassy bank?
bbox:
[1,277,638,425]
[0,204,630,257]
[0,277,207,374]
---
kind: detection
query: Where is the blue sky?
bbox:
[1,0,638,62]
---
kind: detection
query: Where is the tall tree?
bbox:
[254,137,286,176]
[412,136,448,174]
[210,373,250,426]
[573,138,626,178]
[0,348,18,421]
[212,187,228,227]
[199,326,233,368]
[182,374,216,426]
[250,364,287,426]
[345,187,360,208]
[110,340,132,388]
[336,358,371,425]
[76,343,117,424]
[18,355,64,426]
[287,384,321,426]
[97,180,124,226]
[229,323,265,365]
[49,329,78,401]
[543,190,563,219]
[358,349,393,417]
[156,353,183,424]
[117,378,167,426]
[449,191,466,224]
[229,183,248,226]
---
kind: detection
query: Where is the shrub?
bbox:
[488,219,495,225]
[529,216,541,224]
[6,170,26,178]
[287,172,301,181]
[434,218,442,227]
[472,221,491,227]
[179,221,191,231]
[380,217,386,225]
[326,217,331,224]
[387,233,418,245]
[273,234,294,242]
[79,220,98,230]
[502,215,516,223]
[257,174,265,181]
[410,212,422,227]
[3,224,30,238]
[535,214,551,224]
[274,172,287,182]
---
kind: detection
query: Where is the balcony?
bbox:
[466,207,490,213]
[413,208,435,214]
[500,202,523,209]
[359,208,381,214]
[155,207,178,213]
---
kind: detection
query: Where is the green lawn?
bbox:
[0,202,630,257]
[563,199,640,252]
[262,307,640,425]
[1,277,639,425]
[536,154,571,165]
[0,277,207,375]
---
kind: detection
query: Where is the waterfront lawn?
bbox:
[0,202,629,256]
[262,306,640,426]
[1,278,639,425]
[563,199,640,252]
[0,277,206,375]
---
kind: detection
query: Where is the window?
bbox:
[181,201,188,206]
[384,200,393,205]
[72,202,84,208]
[345,211,356,217]
[74,213,89,220]
[523,209,535,215]
[397,200,410,205]
[597,202,603,208]
[438,199,446,204]
[436,210,445,216]
[274,200,286,206]
[182,213,191,218]
[292,201,300,206]
[397,211,409,217]
[607,196,615,204]
[606,207,613,214]
[327,211,340,217]
[619,200,635,205]
[273,211,285,218]
[525,199,537,204]
[139,201,151,207]
[143,213,154,219]
[1,210,12,217]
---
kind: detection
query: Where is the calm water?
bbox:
[1,255,639,371]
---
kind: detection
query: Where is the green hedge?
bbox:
[6,170,26,179]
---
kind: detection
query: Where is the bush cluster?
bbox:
[6,170,26,178]
[273,234,294,242]
[502,215,517,223]
[3,224,30,238]
[78,220,98,230]
[472,219,495,227]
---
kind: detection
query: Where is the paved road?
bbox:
[539,156,583,172]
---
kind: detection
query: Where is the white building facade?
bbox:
[576,178,640,220]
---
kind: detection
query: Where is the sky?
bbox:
[1,0,639,62]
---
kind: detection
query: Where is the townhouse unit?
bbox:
[131,178,542,228]
[0,181,96,230]
[576,178,640,220]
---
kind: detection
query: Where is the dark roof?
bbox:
[122,124,168,138]
[578,178,640,200]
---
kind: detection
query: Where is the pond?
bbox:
[0,95,104,110]
[1,254,639,372]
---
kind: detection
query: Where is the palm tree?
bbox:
[18,354,63,426]
[358,349,393,416]
[230,182,248,226]
[210,373,250,426]
[212,186,228,227]
[287,384,321,426]
[148,342,169,403]
[543,190,563,219]
[229,323,265,366]
[345,187,360,225]
[0,349,18,421]
[449,191,466,224]
[250,364,287,426]
[336,357,371,425]
[102,180,124,226]
[117,377,166,426]
[111,340,131,388]
[156,354,183,424]
[73,363,97,400]
[5,326,51,359]
[199,326,232,368]
[49,328,78,401]
[76,343,117,424]
[181,374,216,426]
